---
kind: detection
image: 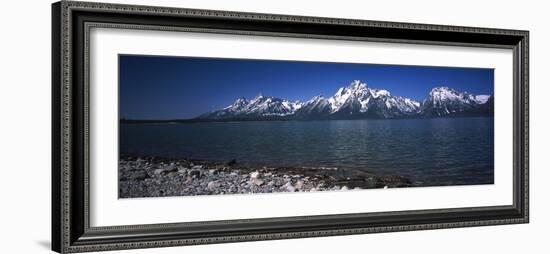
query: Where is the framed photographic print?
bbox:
[52,1,529,253]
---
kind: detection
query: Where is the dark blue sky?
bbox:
[120,55,494,120]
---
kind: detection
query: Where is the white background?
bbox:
[0,0,547,253]
[91,28,513,226]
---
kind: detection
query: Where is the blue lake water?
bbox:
[120,117,494,186]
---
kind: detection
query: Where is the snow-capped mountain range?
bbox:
[196,80,493,120]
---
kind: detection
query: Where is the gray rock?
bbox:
[207,181,221,191]
[129,171,149,181]
[250,171,260,179]
[166,171,179,177]
[153,168,166,175]
[252,178,265,186]
[295,180,304,190]
[117,157,412,198]
[282,182,296,192]
[188,170,202,178]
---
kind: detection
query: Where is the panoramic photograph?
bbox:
[118,55,494,198]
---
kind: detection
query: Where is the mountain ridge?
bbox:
[196,80,493,121]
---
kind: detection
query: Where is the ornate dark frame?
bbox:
[51,1,529,253]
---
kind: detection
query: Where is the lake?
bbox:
[120,117,494,186]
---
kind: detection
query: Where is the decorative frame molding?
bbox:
[52,1,529,253]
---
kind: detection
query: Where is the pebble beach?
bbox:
[119,155,413,198]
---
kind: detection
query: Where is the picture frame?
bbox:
[51,1,529,253]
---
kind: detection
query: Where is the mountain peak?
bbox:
[430,86,455,93]
[333,80,369,97]
[475,94,491,104]
[427,86,464,101]
[421,86,492,116]
[235,97,248,103]
[198,82,493,120]
[348,80,368,90]
[310,95,325,100]
[223,97,249,110]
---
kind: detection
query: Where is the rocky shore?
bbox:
[119,155,413,198]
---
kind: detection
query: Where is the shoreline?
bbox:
[121,116,495,125]
[119,155,413,198]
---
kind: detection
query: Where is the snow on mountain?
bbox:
[223,97,249,112]
[475,95,491,104]
[328,80,369,113]
[197,81,492,120]
[319,80,421,118]
[420,86,491,116]
[295,95,331,116]
[244,95,301,116]
[198,94,302,120]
